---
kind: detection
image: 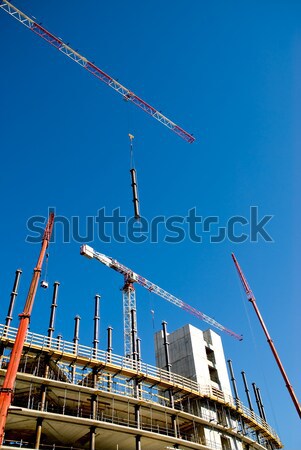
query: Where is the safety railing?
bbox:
[0,323,280,444]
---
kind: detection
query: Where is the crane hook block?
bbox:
[130,168,141,220]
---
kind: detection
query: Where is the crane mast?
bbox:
[232,253,301,420]
[0,0,195,144]
[80,245,243,349]
[122,276,137,358]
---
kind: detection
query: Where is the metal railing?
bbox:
[0,324,280,445]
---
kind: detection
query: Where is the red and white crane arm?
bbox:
[0,0,195,144]
[81,245,242,341]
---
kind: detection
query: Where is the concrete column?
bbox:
[72,316,81,383]
[135,435,141,450]
[162,321,174,408]
[252,383,263,419]
[135,404,141,429]
[227,359,240,404]
[0,269,22,357]
[48,281,60,341]
[5,269,22,328]
[34,417,43,449]
[93,294,100,356]
[241,371,254,412]
[256,386,267,422]
[171,414,177,438]
[40,384,47,411]
[107,327,113,391]
[91,394,97,420]
[89,425,96,450]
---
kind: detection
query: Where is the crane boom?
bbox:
[232,253,301,419]
[0,213,55,444]
[81,245,242,341]
[0,0,195,144]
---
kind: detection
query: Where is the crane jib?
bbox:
[0,0,195,143]
[80,245,242,340]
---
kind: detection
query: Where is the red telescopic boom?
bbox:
[0,213,55,443]
[232,253,301,420]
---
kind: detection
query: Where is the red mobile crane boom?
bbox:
[232,253,301,420]
[0,0,195,144]
[0,213,55,444]
[81,244,243,353]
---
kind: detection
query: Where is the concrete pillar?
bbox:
[227,359,240,405]
[89,426,96,450]
[252,382,263,419]
[48,281,60,341]
[0,269,22,357]
[171,414,177,438]
[34,417,43,449]
[93,294,100,356]
[256,386,267,422]
[40,384,47,411]
[5,269,22,328]
[91,394,97,420]
[135,404,141,429]
[241,371,254,412]
[135,435,141,450]
[162,322,174,408]
[107,327,113,391]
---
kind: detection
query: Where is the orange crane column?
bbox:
[0,213,55,443]
[232,253,301,420]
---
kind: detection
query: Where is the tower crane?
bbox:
[81,245,242,357]
[232,253,301,420]
[0,0,195,144]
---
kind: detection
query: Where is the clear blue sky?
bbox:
[1,0,300,447]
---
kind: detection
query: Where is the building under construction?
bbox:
[0,271,282,450]
[0,2,289,449]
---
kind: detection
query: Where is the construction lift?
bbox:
[81,244,242,357]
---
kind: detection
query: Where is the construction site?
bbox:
[0,275,283,450]
[0,232,285,450]
[0,0,300,449]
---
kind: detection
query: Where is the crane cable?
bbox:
[235,274,280,433]
[129,133,135,169]
[45,252,49,280]
[148,291,156,330]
